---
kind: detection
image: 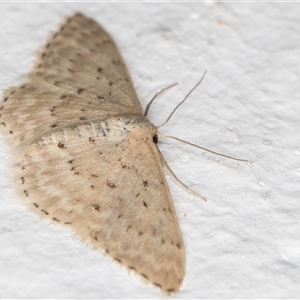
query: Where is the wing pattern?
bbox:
[0,13,185,293]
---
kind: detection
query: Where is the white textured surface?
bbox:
[0,2,299,299]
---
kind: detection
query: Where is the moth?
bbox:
[0,13,185,294]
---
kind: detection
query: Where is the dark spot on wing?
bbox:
[106,180,116,188]
[140,273,148,280]
[41,209,49,215]
[58,142,65,148]
[92,204,100,211]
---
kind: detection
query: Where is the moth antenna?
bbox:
[157,70,207,129]
[157,147,207,202]
[159,134,250,163]
[144,83,178,117]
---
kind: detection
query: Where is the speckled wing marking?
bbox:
[1,13,142,147]
[0,13,185,294]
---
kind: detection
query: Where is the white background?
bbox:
[0,2,299,299]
